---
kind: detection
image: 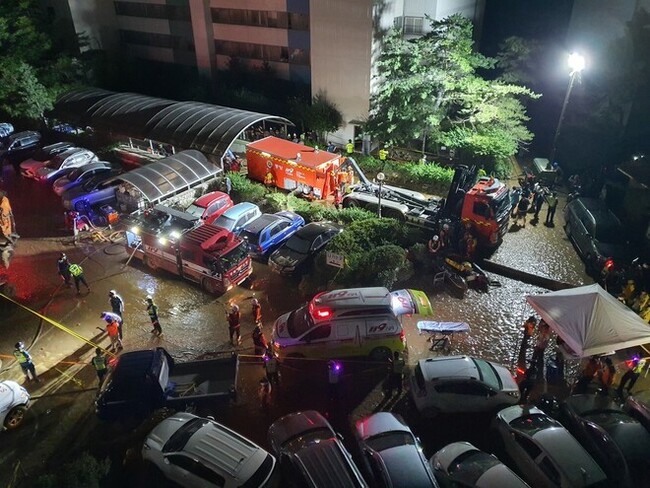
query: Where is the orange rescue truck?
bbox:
[246,137,342,199]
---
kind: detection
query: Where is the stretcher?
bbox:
[417,321,470,352]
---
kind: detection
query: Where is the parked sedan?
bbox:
[241,211,305,259]
[268,222,342,276]
[62,170,122,210]
[19,142,75,178]
[492,405,608,488]
[625,389,650,432]
[52,161,113,196]
[410,356,520,417]
[36,148,98,183]
[431,441,530,488]
[557,394,650,487]
[0,380,30,430]
[142,412,277,488]
[354,412,438,488]
[184,191,233,225]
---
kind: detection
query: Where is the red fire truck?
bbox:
[124,205,252,294]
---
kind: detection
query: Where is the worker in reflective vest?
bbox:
[68,263,91,294]
[346,139,354,156]
[617,357,646,398]
[378,147,388,162]
[13,341,38,382]
[92,348,108,384]
[264,347,279,386]
[146,296,162,335]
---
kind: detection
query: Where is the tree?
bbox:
[367,15,539,169]
[0,0,87,121]
[494,36,541,87]
[289,92,343,142]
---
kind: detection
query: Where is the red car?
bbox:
[184,191,233,224]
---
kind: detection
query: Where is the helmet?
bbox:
[251,298,259,306]
[442,224,450,231]
[100,312,107,319]
[146,295,153,301]
[109,290,116,297]
[95,347,102,354]
[60,253,67,259]
[231,304,239,312]
[105,317,113,323]
[15,341,24,350]
[432,235,439,242]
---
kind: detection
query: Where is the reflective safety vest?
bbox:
[633,359,646,374]
[92,355,107,371]
[265,356,278,374]
[378,149,388,161]
[69,264,83,277]
[393,359,405,375]
[346,142,354,154]
[147,303,158,319]
[13,350,30,364]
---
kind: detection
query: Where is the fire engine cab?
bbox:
[124,205,252,294]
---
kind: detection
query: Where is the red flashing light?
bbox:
[604,259,614,270]
[313,308,333,319]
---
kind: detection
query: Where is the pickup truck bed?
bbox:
[168,358,238,398]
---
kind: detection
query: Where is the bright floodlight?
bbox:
[568,52,585,74]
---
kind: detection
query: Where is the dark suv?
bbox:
[0,131,41,169]
[564,197,629,271]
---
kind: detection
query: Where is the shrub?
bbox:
[36,452,110,488]
[354,245,410,288]
[229,172,268,204]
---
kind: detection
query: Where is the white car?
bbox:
[430,441,530,487]
[142,412,277,488]
[19,142,75,178]
[35,148,98,183]
[52,161,113,196]
[0,380,30,430]
[410,355,520,417]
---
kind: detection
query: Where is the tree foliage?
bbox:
[367,15,539,168]
[289,92,343,142]
[0,0,87,121]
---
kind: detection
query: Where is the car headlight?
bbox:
[507,391,520,397]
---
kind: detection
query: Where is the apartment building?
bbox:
[50,0,483,143]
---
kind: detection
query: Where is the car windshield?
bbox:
[473,358,502,389]
[240,229,260,246]
[214,215,236,231]
[162,417,209,452]
[366,432,415,452]
[184,203,204,218]
[46,154,66,169]
[287,305,313,337]
[67,168,85,181]
[31,148,51,162]
[285,234,311,254]
[509,413,561,435]
[448,450,501,485]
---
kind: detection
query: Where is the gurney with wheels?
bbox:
[417,321,470,352]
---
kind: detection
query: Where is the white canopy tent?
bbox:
[527,284,650,358]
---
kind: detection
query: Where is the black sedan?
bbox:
[268,222,341,276]
[557,394,650,488]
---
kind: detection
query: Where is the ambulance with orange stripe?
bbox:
[271,287,432,361]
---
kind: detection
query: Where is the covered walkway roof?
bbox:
[118,150,219,203]
[50,88,293,157]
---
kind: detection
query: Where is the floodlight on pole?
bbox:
[549,52,585,167]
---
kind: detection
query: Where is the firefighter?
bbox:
[92,347,108,385]
[227,304,241,346]
[0,190,17,239]
[104,316,122,350]
[617,356,646,398]
[597,357,615,396]
[145,296,162,335]
[252,324,267,356]
[13,341,38,382]
[345,139,354,156]
[57,253,71,287]
[251,298,262,326]
[109,290,124,318]
[337,168,349,194]
[264,347,279,386]
[264,171,274,186]
[333,187,343,210]
[68,262,91,294]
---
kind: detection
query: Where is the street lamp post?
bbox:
[549,52,585,166]
[376,172,385,218]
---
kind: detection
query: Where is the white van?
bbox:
[272,287,406,361]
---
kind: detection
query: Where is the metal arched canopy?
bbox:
[49,88,293,156]
[117,150,218,203]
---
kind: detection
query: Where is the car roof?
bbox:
[74,161,111,174]
[55,147,86,159]
[9,130,39,140]
[378,447,434,488]
[269,410,333,451]
[193,191,228,207]
[243,214,282,234]
[356,412,409,441]
[221,202,259,218]
[292,439,366,487]
[418,356,479,381]
[295,222,339,240]
[312,287,392,309]
[572,198,622,224]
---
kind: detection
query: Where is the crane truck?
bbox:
[340,159,511,250]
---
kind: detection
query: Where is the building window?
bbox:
[211,8,308,31]
[120,30,195,52]
[114,1,191,21]
[394,16,424,36]
[215,40,307,65]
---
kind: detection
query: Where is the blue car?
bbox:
[240,211,305,259]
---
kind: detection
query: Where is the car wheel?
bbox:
[369,346,392,362]
[4,405,27,430]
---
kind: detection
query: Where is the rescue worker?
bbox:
[92,347,108,385]
[516,195,530,227]
[264,347,279,386]
[109,290,125,338]
[0,190,17,239]
[545,192,558,226]
[259,376,272,411]
[227,304,241,346]
[263,171,274,187]
[617,356,646,398]
[252,324,267,356]
[337,168,349,194]
[428,234,442,256]
[251,298,262,326]
[378,146,388,163]
[439,223,451,249]
[477,167,487,178]
[105,316,122,350]
[517,316,537,367]
[597,357,615,396]
[13,341,38,382]
[573,356,600,394]
[386,351,405,397]
[100,311,123,339]
[531,321,551,374]
[345,139,354,156]
[326,141,335,153]
[68,262,91,294]
[620,279,637,306]
[333,187,343,210]
[146,296,162,335]
[519,363,538,403]
[57,253,71,287]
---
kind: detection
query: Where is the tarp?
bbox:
[526,284,650,357]
[417,321,470,334]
